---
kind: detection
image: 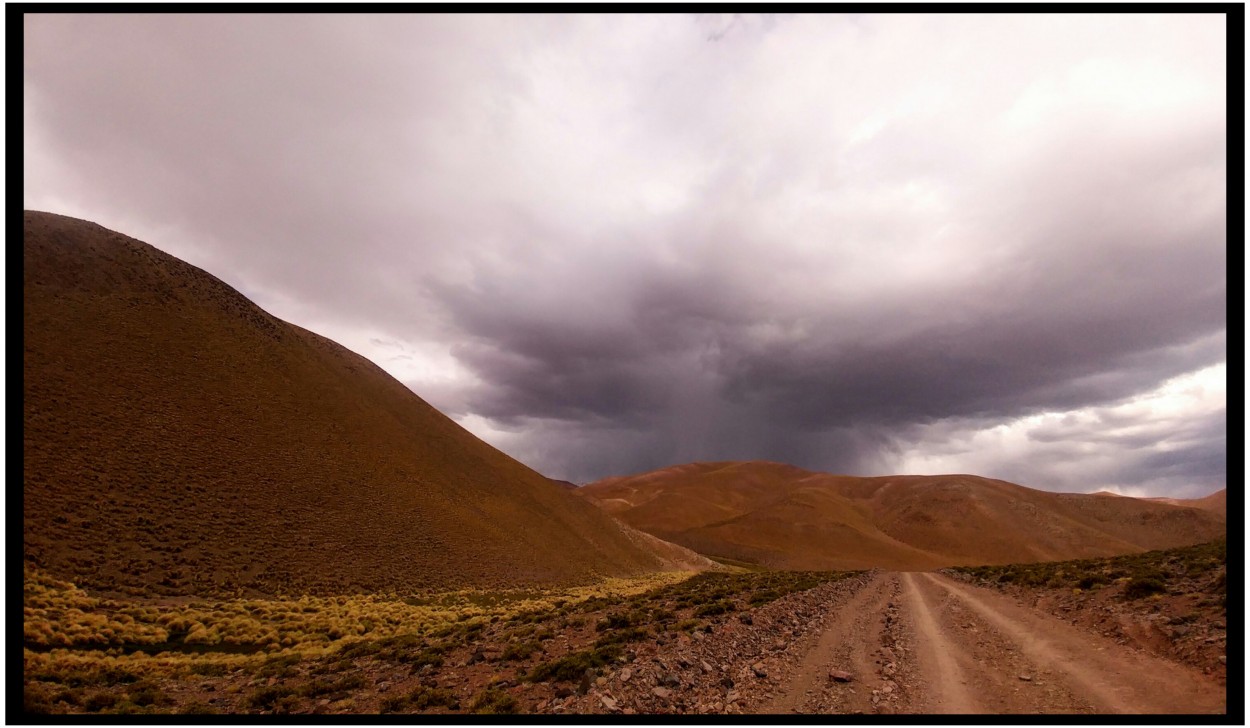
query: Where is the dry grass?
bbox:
[23,567,859,715]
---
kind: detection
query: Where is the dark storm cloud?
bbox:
[24,14,1227,492]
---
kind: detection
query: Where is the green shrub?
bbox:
[527,644,621,683]
[1124,577,1166,600]
[695,600,735,617]
[593,627,648,647]
[501,641,540,661]
[381,685,459,713]
[468,688,517,714]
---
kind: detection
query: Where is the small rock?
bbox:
[720,676,735,689]
[829,670,853,682]
[726,690,740,703]
[1018,674,1032,682]
[752,662,768,678]
[600,695,618,711]
[596,676,607,687]
[882,684,893,695]
[555,687,573,699]
[660,673,680,687]
[701,660,714,674]
[739,614,753,625]
[619,668,633,683]
[1218,655,1227,665]
[773,640,787,651]
[653,687,672,699]
[623,707,636,715]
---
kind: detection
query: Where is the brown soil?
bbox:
[547,572,1225,716]
[580,461,1226,571]
[23,210,693,598]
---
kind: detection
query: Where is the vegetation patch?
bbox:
[948,538,1225,606]
[468,687,518,714]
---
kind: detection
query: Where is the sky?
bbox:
[23,13,1228,497]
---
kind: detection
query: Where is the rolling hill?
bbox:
[579,462,1226,570]
[1145,489,1227,517]
[23,211,704,598]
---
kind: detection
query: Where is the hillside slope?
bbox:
[1146,489,1227,517]
[23,211,683,598]
[579,462,1226,570]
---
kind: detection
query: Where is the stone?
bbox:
[1018,674,1032,682]
[753,662,768,678]
[652,687,672,699]
[555,687,573,699]
[600,695,618,711]
[773,640,787,651]
[720,676,735,689]
[619,668,633,683]
[701,660,715,674]
[739,614,753,625]
[1219,655,1227,665]
[596,676,608,687]
[829,670,853,683]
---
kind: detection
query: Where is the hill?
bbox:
[23,211,697,598]
[579,462,1226,570]
[1146,489,1227,517]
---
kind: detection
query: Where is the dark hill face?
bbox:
[579,462,1226,571]
[23,211,668,597]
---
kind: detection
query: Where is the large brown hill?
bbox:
[23,211,693,598]
[579,462,1226,570]
[1145,489,1227,517]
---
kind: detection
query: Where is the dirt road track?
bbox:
[761,571,1225,715]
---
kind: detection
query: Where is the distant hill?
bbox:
[1146,489,1227,517]
[579,462,1226,570]
[23,211,701,598]
[551,479,581,491]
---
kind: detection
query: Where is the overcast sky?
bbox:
[24,13,1227,497]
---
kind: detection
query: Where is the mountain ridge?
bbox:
[578,461,1225,570]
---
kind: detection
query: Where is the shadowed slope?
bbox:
[580,462,1226,570]
[23,211,677,598]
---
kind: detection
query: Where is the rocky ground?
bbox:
[25,552,1228,716]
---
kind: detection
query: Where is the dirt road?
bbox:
[761,572,1225,715]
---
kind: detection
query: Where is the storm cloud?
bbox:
[23,13,1228,495]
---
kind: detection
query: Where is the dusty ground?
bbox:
[562,572,1225,716]
[24,567,1227,716]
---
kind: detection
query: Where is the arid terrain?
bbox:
[22,213,1230,718]
[24,540,1226,715]
[23,211,704,598]
[579,461,1227,570]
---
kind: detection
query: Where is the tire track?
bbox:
[921,573,1225,714]
[900,572,979,713]
[762,573,894,714]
